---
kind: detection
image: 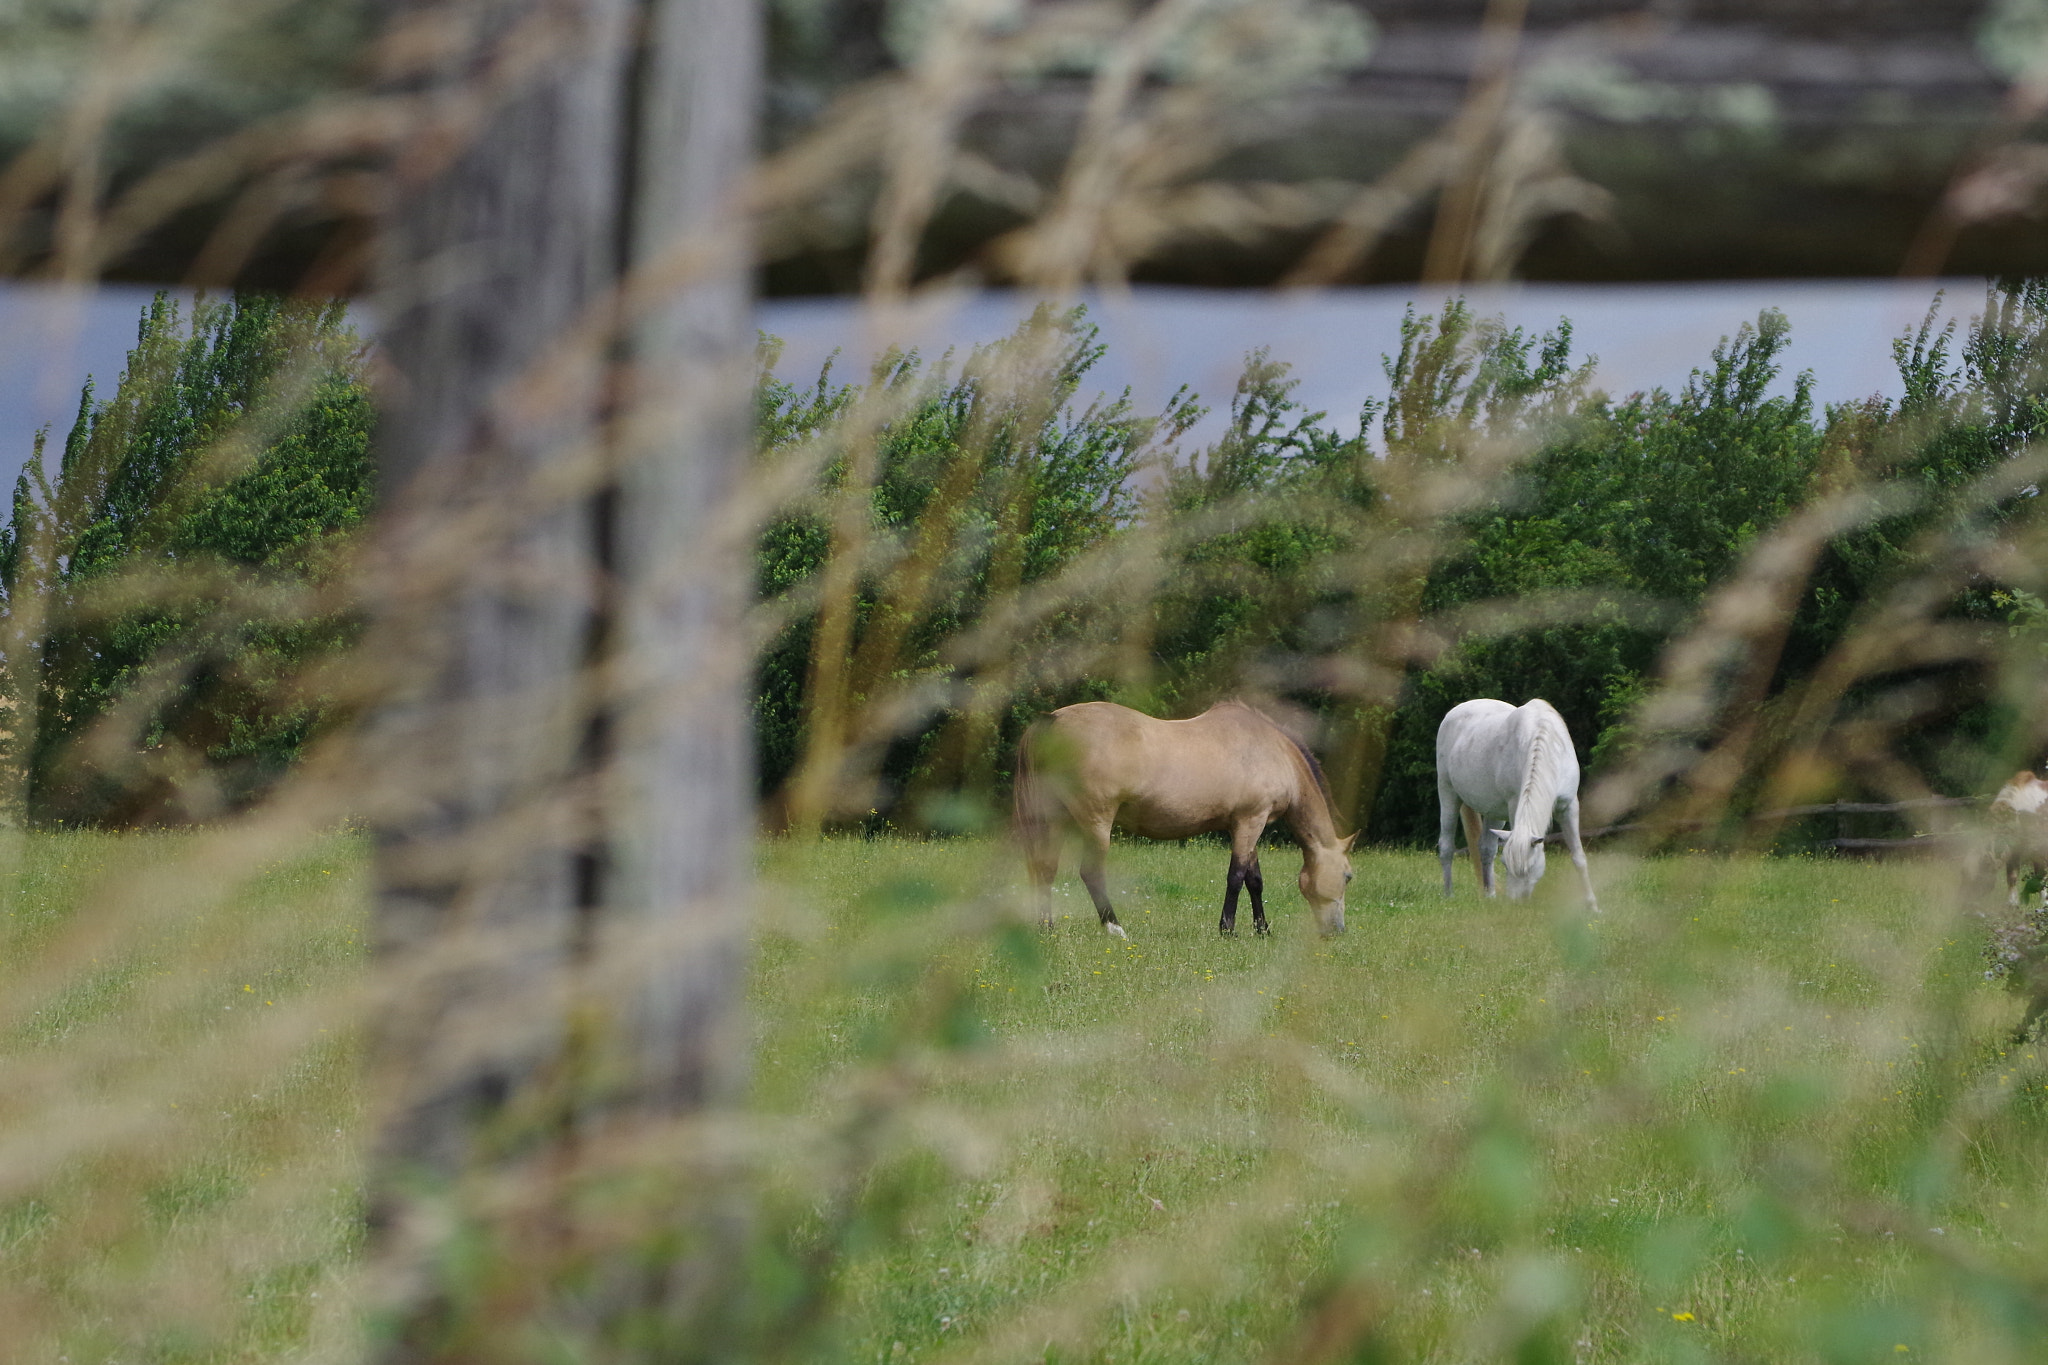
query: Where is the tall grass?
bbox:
[10,829,2048,1361]
[0,829,364,1363]
[747,836,2048,1363]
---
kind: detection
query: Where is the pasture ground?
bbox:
[5,830,2047,1363]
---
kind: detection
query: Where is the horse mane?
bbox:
[1514,709,1561,834]
[1287,732,1336,812]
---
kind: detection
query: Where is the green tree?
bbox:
[0,291,372,824]
[1772,281,2048,798]
[1146,305,1594,834]
[754,307,1195,824]
[1364,311,1825,843]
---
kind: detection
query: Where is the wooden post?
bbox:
[366,0,756,1351]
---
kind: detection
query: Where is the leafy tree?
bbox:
[754,307,1195,822]
[1145,348,1368,716]
[1365,311,1826,843]
[1137,305,1597,834]
[1772,281,2048,797]
[0,292,372,824]
[24,286,2043,843]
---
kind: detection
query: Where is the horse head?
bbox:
[1490,827,1546,900]
[1299,832,1358,935]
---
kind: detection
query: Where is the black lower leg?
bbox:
[1219,859,1247,936]
[1080,864,1119,930]
[1248,861,1267,935]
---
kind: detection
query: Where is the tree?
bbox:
[756,309,1185,828]
[0,291,371,824]
[1370,311,1826,843]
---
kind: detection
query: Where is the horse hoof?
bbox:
[1106,922,1128,940]
[1254,924,1270,937]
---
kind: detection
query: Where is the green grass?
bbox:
[0,828,365,1364]
[7,830,2048,1362]
[753,837,2048,1364]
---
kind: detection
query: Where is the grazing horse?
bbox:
[1987,771,2048,1042]
[1990,770,2048,909]
[1436,697,1598,911]
[1014,700,1356,938]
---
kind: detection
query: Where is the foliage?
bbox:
[0,292,372,825]
[22,292,2048,1360]
[1143,346,1367,714]
[746,288,2048,846]
[753,307,1196,815]
[17,284,2048,841]
[1369,310,1826,842]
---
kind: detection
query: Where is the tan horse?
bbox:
[1014,700,1356,938]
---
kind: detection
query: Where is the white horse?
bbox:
[1989,770,2048,908]
[1436,697,1598,910]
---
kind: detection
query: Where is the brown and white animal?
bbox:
[1989,770,2048,908]
[1013,700,1356,938]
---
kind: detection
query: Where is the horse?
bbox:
[1014,700,1356,938]
[1435,697,1599,911]
[1989,770,2048,909]
[1986,771,2048,1041]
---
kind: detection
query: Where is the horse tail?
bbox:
[1012,722,1063,924]
[1013,723,1052,863]
[1461,804,1483,881]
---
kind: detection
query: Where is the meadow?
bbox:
[749,837,2047,1364]
[6,829,2048,1363]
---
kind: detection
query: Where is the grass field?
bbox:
[6,830,2048,1362]
[0,828,364,1365]
[752,837,2048,1365]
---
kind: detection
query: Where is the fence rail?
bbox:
[1552,795,1988,855]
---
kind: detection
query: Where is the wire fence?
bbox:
[1567,795,1986,854]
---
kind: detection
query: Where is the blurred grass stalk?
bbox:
[9,0,2048,1361]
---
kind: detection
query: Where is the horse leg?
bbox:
[1561,796,1599,914]
[1475,816,1499,897]
[2016,992,2048,1045]
[1221,817,1265,936]
[1438,781,1460,896]
[1077,821,1127,939]
[1247,853,1268,936]
[2015,954,2048,1043]
[1023,819,1060,931]
[1461,805,1484,894]
[1219,856,1246,937]
[1015,736,1063,929]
